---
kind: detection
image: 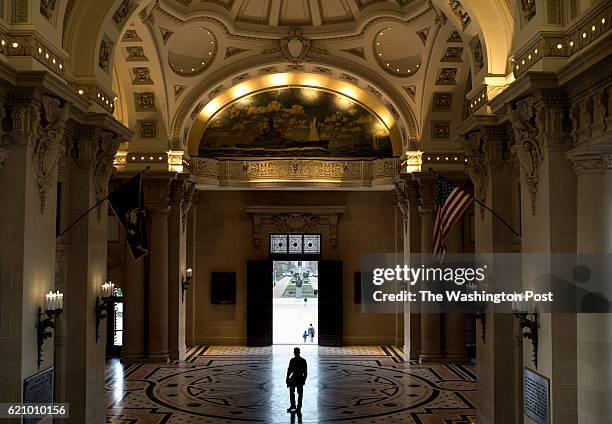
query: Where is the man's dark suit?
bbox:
[286,355,308,411]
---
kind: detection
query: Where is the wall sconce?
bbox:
[182,268,193,303]
[37,290,64,369]
[512,301,539,368]
[95,281,115,343]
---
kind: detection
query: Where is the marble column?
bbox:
[0,92,62,413]
[122,246,145,361]
[508,94,577,424]
[444,224,466,360]
[394,177,421,360]
[569,146,612,424]
[144,176,173,361]
[168,176,194,360]
[61,126,121,423]
[417,175,442,362]
[462,126,520,424]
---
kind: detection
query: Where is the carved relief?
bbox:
[521,0,536,22]
[462,133,488,218]
[280,29,311,64]
[122,29,141,42]
[32,96,69,213]
[507,96,541,215]
[93,132,120,215]
[469,35,484,72]
[134,92,156,111]
[432,121,450,139]
[436,68,457,85]
[113,0,135,27]
[442,47,463,62]
[40,0,57,20]
[125,46,148,61]
[433,93,452,111]
[132,67,153,84]
[138,120,157,138]
[180,181,195,232]
[272,213,321,233]
[448,0,471,27]
[99,36,113,73]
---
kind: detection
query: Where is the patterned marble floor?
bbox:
[106,345,476,423]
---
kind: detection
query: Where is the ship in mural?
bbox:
[198,87,393,157]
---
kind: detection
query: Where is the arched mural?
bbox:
[198,87,393,157]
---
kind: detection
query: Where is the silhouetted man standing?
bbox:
[286,347,308,413]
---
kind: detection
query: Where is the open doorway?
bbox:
[273,260,318,344]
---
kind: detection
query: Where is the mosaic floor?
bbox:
[105,345,476,423]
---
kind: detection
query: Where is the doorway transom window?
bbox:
[270,234,321,255]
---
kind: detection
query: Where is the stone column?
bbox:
[463,125,520,424]
[568,143,612,424]
[444,224,466,360]
[168,176,194,360]
[144,176,173,361]
[508,94,577,423]
[122,245,145,361]
[62,126,121,423]
[185,192,199,347]
[0,92,63,414]
[394,177,421,360]
[417,174,442,362]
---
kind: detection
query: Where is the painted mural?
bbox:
[198,87,392,157]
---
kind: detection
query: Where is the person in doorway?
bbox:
[286,347,308,413]
[308,324,315,342]
[302,330,308,343]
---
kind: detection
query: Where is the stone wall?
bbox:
[189,190,404,346]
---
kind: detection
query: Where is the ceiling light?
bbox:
[602,18,606,24]
[556,43,563,49]
[528,54,532,59]
[592,25,596,31]
[52,58,56,64]
[78,89,84,95]
[38,48,42,54]
[569,41,574,47]
[582,32,587,38]
[1,40,5,46]
[59,64,63,69]
[534,48,538,54]
[11,42,18,48]
[140,156,145,160]
[396,68,400,72]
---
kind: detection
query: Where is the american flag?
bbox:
[433,176,472,259]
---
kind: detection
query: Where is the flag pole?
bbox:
[428,168,521,238]
[56,166,151,240]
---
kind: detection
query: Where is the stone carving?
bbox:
[432,121,450,139]
[32,95,69,213]
[99,36,113,73]
[462,133,488,218]
[93,132,120,216]
[132,67,153,84]
[113,0,135,26]
[403,85,416,100]
[272,213,321,232]
[138,120,157,138]
[469,35,483,72]
[448,0,470,27]
[280,28,311,64]
[135,92,156,111]
[568,152,612,173]
[433,93,452,111]
[126,46,147,61]
[180,181,195,232]
[521,0,536,21]
[122,29,141,42]
[447,30,462,42]
[442,47,463,62]
[40,0,57,20]
[507,96,541,215]
[436,68,457,85]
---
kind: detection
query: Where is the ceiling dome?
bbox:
[169,0,422,28]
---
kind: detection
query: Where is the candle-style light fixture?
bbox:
[95,281,115,343]
[182,268,193,303]
[37,290,64,369]
[512,300,539,368]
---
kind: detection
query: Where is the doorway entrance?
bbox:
[272,261,318,344]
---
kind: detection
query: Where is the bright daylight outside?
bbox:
[273,261,318,345]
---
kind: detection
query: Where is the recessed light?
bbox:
[583,32,587,38]
[569,41,574,47]
[602,18,606,24]
[78,89,84,95]
[38,48,42,54]
[534,48,538,54]
[11,42,18,48]
[592,25,596,31]
[59,64,63,69]
[556,43,563,49]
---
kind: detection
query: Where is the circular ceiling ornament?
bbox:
[168,27,217,77]
[373,26,422,78]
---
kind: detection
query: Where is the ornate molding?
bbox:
[32,95,69,213]
[93,131,120,213]
[245,206,346,250]
[567,146,612,174]
[462,132,488,219]
[507,96,541,215]
[192,157,399,189]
